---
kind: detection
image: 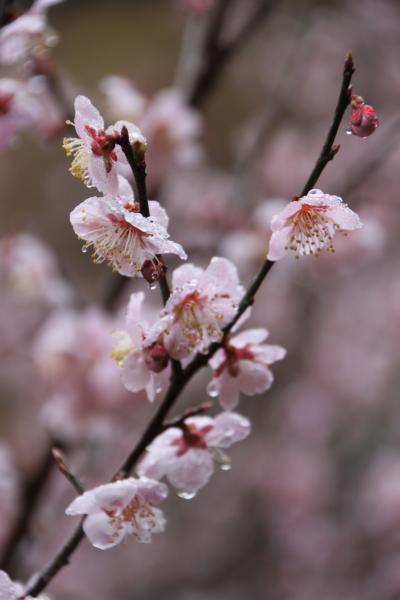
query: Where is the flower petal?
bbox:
[267,225,293,261]
[206,412,251,448]
[83,510,125,550]
[74,95,104,142]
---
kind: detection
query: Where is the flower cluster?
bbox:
[0,0,66,147]
[67,96,186,277]
[63,83,361,561]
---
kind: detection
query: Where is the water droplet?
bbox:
[346,128,352,136]
[149,283,157,291]
[206,381,219,398]
[220,461,232,472]
[156,385,162,394]
[177,490,196,500]
[81,246,88,253]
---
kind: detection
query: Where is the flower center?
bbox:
[85,125,118,174]
[215,341,255,378]
[171,423,213,456]
[287,203,335,257]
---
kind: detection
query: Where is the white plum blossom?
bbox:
[0,0,63,65]
[267,189,362,261]
[140,88,203,182]
[0,570,50,600]
[154,257,244,360]
[112,292,170,402]
[0,79,41,149]
[138,413,250,496]
[66,477,168,549]
[63,95,145,194]
[70,178,186,277]
[208,328,287,410]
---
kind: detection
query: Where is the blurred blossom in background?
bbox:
[0,0,400,599]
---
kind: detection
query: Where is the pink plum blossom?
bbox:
[0,233,71,305]
[70,176,186,277]
[63,95,145,194]
[112,291,170,402]
[0,570,50,600]
[66,477,168,549]
[0,0,63,65]
[207,328,287,410]
[267,189,362,261]
[154,257,244,360]
[33,307,131,441]
[349,95,379,137]
[140,88,203,183]
[0,79,41,149]
[138,413,250,495]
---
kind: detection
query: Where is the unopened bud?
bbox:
[144,343,169,373]
[132,139,147,163]
[349,95,379,138]
[141,259,164,284]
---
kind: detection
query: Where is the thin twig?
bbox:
[0,443,62,572]
[162,402,212,430]
[187,0,276,107]
[52,448,85,495]
[300,51,355,197]
[25,52,355,599]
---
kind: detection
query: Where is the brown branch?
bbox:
[25,53,356,598]
[116,129,180,375]
[300,51,355,197]
[187,0,276,107]
[0,442,63,572]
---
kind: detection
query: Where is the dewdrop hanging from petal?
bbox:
[267,189,362,261]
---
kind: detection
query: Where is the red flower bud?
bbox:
[144,343,169,373]
[141,259,164,286]
[349,95,379,138]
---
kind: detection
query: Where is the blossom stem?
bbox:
[300,51,355,197]
[118,126,150,217]
[117,128,173,301]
